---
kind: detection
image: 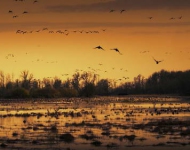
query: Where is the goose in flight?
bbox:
[16,30,21,33]
[13,15,18,18]
[110,48,122,55]
[120,10,125,13]
[33,0,38,4]
[148,17,153,19]
[8,10,13,13]
[23,11,28,14]
[110,9,115,13]
[94,46,105,50]
[42,27,48,30]
[152,57,164,64]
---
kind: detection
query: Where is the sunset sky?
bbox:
[0,0,190,82]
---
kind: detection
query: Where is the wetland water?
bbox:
[0,95,190,150]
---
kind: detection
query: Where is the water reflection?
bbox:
[0,96,190,150]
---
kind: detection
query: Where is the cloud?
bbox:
[46,0,190,13]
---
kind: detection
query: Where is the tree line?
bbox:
[0,69,189,99]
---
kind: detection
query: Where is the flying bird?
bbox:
[13,15,18,18]
[152,57,164,64]
[42,28,48,30]
[110,48,122,55]
[178,16,182,19]
[23,11,28,14]
[148,17,153,19]
[8,10,13,13]
[110,10,115,13]
[16,30,21,33]
[33,0,38,4]
[94,46,105,50]
[120,10,125,13]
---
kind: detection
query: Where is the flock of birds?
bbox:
[94,45,163,64]
[94,46,122,55]
[3,50,129,81]
[8,0,170,65]
[4,0,189,84]
[15,28,104,36]
[8,0,38,18]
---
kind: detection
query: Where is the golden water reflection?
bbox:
[0,96,190,150]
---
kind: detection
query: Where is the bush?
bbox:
[59,88,78,97]
[30,87,60,98]
[80,83,95,97]
[6,88,29,98]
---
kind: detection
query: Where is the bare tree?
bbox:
[0,71,5,88]
[20,70,34,89]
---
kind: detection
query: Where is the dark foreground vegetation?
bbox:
[0,69,189,98]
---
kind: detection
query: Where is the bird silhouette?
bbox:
[178,16,182,19]
[23,11,28,14]
[94,46,104,50]
[8,10,13,13]
[13,15,18,18]
[110,10,115,13]
[170,17,175,20]
[16,30,21,33]
[120,10,125,13]
[33,0,38,4]
[42,28,48,31]
[152,57,164,64]
[110,48,122,55]
[148,17,153,19]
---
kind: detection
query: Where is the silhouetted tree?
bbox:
[0,69,190,98]
[20,70,33,90]
[6,81,14,90]
[71,72,81,91]
[62,78,71,88]
[96,79,109,95]
[0,71,5,88]
[8,88,29,98]
[133,74,145,94]
[53,78,62,89]
[80,82,96,97]
[42,78,51,88]
[31,80,39,89]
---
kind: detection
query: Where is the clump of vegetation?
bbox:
[50,124,58,132]
[180,129,190,136]
[80,133,98,140]
[59,133,75,143]
[91,140,102,146]
[106,143,119,148]
[6,88,29,98]
[0,143,8,148]
[123,135,136,142]
[12,132,18,137]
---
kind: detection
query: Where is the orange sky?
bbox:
[0,0,190,82]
